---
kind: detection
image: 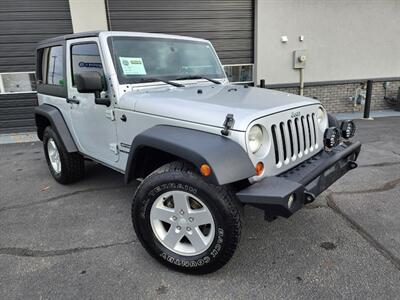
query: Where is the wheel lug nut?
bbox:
[186,227,191,231]
[172,216,177,221]
[188,217,194,222]
[177,226,181,230]
[179,210,184,215]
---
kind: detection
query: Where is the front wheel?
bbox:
[132,161,242,274]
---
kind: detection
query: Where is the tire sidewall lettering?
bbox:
[133,167,240,273]
[159,226,224,267]
[146,181,226,267]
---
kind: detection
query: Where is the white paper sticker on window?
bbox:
[119,57,146,75]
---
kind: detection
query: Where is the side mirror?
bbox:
[75,71,104,94]
[75,72,110,106]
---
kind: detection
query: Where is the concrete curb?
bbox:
[335,109,400,120]
[0,132,39,145]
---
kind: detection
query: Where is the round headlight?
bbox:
[248,125,263,154]
[317,107,325,124]
[317,107,327,128]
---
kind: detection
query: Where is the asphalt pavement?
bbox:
[1,117,399,299]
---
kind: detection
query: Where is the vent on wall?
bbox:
[0,72,36,94]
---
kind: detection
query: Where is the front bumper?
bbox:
[236,141,361,219]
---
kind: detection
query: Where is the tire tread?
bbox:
[132,160,242,274]
[43,126,84,184]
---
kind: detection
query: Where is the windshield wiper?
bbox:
[139,78,184,88]
[174,75,221,85]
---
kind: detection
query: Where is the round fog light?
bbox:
[288,194,295,209]
[323,127,340,148]
[340,120,356,139]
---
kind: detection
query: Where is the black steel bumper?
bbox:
[236,141,361,219]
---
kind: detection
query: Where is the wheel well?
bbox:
[35,114,51,140]
[229,178,251,193]
[132,146,186,179]
[129,146,251,193]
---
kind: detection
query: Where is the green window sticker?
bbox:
[119,57,147,75]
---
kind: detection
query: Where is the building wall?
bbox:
[0,0,73,133]
[255,0,400,84]
[68,0,108,32]
[273,80,400,113]
[106,0,254,65]
[255,0,400,113]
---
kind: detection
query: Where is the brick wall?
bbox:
[270,80,400,113]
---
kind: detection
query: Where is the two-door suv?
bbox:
[34,31,361,274]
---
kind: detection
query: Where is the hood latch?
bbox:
[221,114,235,136]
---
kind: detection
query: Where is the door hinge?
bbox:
[109,143,119,155]
[105,109,115,121]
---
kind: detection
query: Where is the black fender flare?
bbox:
[125,125,256,185]
[34,104,78,152]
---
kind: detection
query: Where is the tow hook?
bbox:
[349,161,358,169]
[304,191,316,204]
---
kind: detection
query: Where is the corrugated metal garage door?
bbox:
[0,0,73,133]
[106,0,254,65]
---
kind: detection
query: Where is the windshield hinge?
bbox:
[109,143,119,155]
[105,109,115,121]
[221,114,235,136]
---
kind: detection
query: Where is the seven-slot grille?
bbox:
[271,113,318,167]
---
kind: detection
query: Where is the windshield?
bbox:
[107,36,225,84]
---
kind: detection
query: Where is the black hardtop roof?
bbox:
[37,31,103,47]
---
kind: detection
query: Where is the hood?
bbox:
[122,84,320,131]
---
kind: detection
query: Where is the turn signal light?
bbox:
[255,162,264,176]
[323,127,340,148]
[340,120,356,139]
[200,164,211,177]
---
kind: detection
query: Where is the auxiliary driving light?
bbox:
[340,120,356,139]
[323,127,341,148]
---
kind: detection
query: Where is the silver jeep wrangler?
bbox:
[34,31,361,274]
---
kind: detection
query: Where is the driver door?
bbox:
[66,38,118,166]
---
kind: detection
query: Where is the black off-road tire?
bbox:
[42,126,84,184]
[132,161,242,274]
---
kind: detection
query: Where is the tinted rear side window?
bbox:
[46,46,64,85]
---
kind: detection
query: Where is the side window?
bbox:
[71,43,104,86]
[36,48,49,83]
[46,46,64,85]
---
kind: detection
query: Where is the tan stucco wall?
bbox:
[255,0,400,84]
[69,0,108,32]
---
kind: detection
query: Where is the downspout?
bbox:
[299,68,304,96]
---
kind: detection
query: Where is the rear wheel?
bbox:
[132,161,242,274]
[43,126,84,184]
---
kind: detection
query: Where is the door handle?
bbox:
[67,98,80,105]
